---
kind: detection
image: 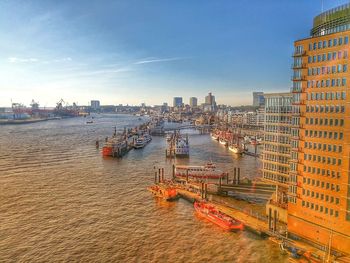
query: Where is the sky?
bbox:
[0,0,349,107]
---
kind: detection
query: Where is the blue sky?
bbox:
[0,0,348,107]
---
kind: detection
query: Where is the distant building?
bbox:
[204,92,216,111]
[252,92,264,107]
[173,97,183,107]
[91,100,100,110]
[189,97,198,107]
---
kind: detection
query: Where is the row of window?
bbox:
[263,153,289,165]
[303,189,339,205]
[301,201,339,217]
[304,153,342,166]
[307,78,347,88]
[265,116,291,123]
[304,142,342,153]
[303,171,340,182]
[305,117,344,126]
[264,135,290,145]
[308,64,347,76]
[305,105,345,113]
[264,126,291,134]
[307,91,346,100]
[264,144,290,155]
[303,165,341,179]
[262,171,288,184]
[308,36,349,51]
[263,163,289,175]
[305,129,344,140]
[307,51,348,64]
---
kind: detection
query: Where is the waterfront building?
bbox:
[189,97,198,107]
[262,92,292,225]
[253,92,265,107]
[242,111,257,126]
[91,100,100,110]
[289,3,350,254]
[173,97,183,107]
[256,107,265,127]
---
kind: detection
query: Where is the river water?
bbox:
[0,114,287,262]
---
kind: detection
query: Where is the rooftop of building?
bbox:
[311,3,350,37]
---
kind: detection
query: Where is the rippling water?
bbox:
[0,114,287,262]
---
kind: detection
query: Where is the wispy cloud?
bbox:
[134,57,187,65]
[7,57,73,64]
[8,57,39,63]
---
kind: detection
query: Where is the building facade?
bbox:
[253,92,265,107]
[90,100,100,110]
[262,92,292,225]
[189,97,198,107]
[173,97,183,107]
[289,3,350,254]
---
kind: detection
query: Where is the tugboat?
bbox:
[194,201,244,231]
[148,184,179,201]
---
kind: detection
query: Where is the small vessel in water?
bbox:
[134,134,152,149]
[210,133,219,141]
[86,120,93,124]
[194,201,244,231]
[148,184,179,201]
[102,136,128,157]
[228,144,243,154]
[219,139,228,146]
[175,135,189,157]
[175,162,226,179]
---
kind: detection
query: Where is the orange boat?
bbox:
[194,201,244,231]
[148,184,179,201]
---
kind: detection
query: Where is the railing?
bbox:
[291,63,307,69]
[292,50,306,57]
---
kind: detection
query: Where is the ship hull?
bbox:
[194,202,244,231]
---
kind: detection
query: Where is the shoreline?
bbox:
[0,117,62,125]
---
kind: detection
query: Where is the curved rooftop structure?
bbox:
[311,3,350,37]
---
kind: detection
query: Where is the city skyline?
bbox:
[1,0,349,107]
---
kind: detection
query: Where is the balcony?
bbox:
[291,63,307,69]
[292,50,307,57]
[291,75,306,81]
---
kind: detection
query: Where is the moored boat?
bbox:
[102,136,128,157]
[134,134,152,149]
[194,201,244,231]
[148,184,179,201]
[210,133,219,141]
[175,162,226,179]
[175,135,189,157]
[219,139,228,146]
[228,144,243,154]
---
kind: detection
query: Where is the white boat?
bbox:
[229,144,243,154]
[211,133,219,141]
[219,139,228,146]
[134,134,152,149]
[175,162,226,179]
[175,136,189,157]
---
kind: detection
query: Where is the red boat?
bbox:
[148,184,179,201]
[102,136,127,157]
[194,201,244,231]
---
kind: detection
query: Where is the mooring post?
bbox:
[155,171,157,184]
[158,168,161,183]
[186,169,189,183]
[226,173,229,184]
[162,168,164,182]
[205,183,208,200]
[172,164,175,179]
[237,168,241,184]
[233,168,237,184]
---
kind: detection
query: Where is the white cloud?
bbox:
[134,57,187,65]
[8,57,39,63]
